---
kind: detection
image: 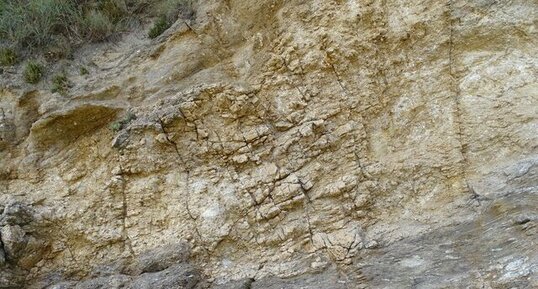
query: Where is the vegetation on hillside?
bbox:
[0,0,195,61]
[0,0,194,90]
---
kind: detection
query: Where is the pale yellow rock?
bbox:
[0,0,536,286]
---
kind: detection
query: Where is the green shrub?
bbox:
[148,16,170,39]
[23,61,44,84]
[0,47,17,66]
[51,72,70,94]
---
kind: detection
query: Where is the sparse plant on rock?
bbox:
[23,60,44,84]
[148,0,195,38]
[51,73,70,94]
[110,112,137,132]
[83,9,114,41]
[79,66,89,75]
[148,16,170,39]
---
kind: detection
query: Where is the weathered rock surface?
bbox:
[0,0,537,288]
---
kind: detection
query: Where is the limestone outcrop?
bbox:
[0,0,537,288]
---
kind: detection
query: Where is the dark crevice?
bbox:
[157,117,184,162]
[0,233,9,264]
[447,0,476,202]
[117,160,135,256]
[183,170,205,254]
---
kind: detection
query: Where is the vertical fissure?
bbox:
[447,0,479,201]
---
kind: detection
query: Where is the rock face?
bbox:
[0,0,537,288]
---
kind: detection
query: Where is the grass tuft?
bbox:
[79,66,89,75]
[148,16,170,39]
[0,47,17,66]
[23,61,44,84]
[83,9,113,41]
[148,0,195,38]
[0,0,79,49]
[51,72,70,94]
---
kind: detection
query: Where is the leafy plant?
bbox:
[23,61,44,84]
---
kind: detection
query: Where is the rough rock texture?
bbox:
[0,0,537,288]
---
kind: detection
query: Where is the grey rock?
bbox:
[0,267,25,289]
[90,258,132,277]
[211,278,253,289]
[17,235,48,269]
[0,224,47,269]
[0,250,5,266]
[49,243,197,289]
[111,130,130,149]
[74,275,131,289]
[46,281,76,289]
[472,156,538,199]
[251,268,348,289]
[0,202,34,226]
[127,263,200,289]
[125,243,191,275]
[354,192,538,288]
[0,225,27,261]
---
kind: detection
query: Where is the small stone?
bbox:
[0,203,34,226]
[0,246,5,266]
[0,225,27,260]
[112,131,130,148]
[365,240,379,249]
[232,154,249,164]
[156,133,169,144]
[299,124,314,137]
[112,166,122,175]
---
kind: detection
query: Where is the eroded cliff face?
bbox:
[0,0,537,288]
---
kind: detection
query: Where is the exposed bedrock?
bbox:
[0,0,536,288]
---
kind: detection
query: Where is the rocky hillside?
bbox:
[0,0,537,288]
